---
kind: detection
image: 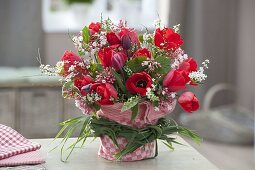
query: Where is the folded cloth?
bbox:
[0,124,45,166]
[0,151,45,167]
[0,164,46,170]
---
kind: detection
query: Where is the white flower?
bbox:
[154,18,161,28]
[154,107,160,111]
[189,59,209,83]
[171,53,189,68]
[68,65,75,72]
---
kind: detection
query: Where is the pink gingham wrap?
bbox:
[96,101,176,161]
[98,135,156,161]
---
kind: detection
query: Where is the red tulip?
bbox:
[74,76,94,96]
[61,51,82,77]
[118,28,140,50]
[132,48,151,58]
[90,83,118,105]
[126,72,152,96]
[88,22,101,34]
[106,32,120,45]
[98,47,113,67]
[98,47,127,71]
[178,92,199,113]
[178,58,197,72]
[163,69,186,92]
[112,52,127,71]
[154,28,183,50]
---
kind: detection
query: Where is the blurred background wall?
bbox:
[0,0,44,67]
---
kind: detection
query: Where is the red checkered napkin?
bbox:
[0,124,41,160]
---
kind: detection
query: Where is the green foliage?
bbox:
[138,34,144,43]
[90,117,202,160]
[52,115,201,161]
[111,69,127,94]
[51,116,91,161]
[121,96,140,112]
[126,56,147,73]
[82,26,90,44]
[89,62,102,78]
[93,103,101,111]
[154,55,171,74]
[65,0,94,4]
[130,104,139,121]
[62,81,81,99]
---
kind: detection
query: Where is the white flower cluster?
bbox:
[72,33,84,53]
[98,31,107,47]
[142,60,161,73]
[75,98,94,115]
[202,59,210,68]
[146,88,159,102]
[141,32,153,48]
[173,24,181,33]
[154,18,161,29]
[171,53,188,68]
[123,66,133,76]
[84,92,101,103]
[189,59,210,83]
[161,88,176,99]
[39,64,57,76]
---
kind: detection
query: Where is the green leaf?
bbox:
[162,141,174,150]
[154,55,171,74]
[131,104,139,121]
[62,81,73,99]
[93,103,101,111]
[82,26,90,44]
[64,81,73,88]
[78,51,85,56]
[121,96,140,112]
[138,34,144,43]
[111,69,127,93]
[126,56,147,73]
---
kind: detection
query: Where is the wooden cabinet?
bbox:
[0,90,16,128]
[18,88,63,138]
[0,67,87,138]
[63,99,83,120]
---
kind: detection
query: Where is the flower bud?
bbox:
[121,35,132,50]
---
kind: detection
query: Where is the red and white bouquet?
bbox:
[41,18,209,161]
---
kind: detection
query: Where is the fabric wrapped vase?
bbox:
[96,100,176,161]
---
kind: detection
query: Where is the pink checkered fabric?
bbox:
[0,151,45,167]
[96,101,176,161]
[97,101,176,128]
[98,135,155,161]
[0,124,41,160]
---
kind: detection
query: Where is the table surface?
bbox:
[32,137,219,170]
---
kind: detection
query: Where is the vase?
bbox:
[96,101,176,161]
[99,135,156,161]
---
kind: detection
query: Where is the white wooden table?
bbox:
[32,137,219,170]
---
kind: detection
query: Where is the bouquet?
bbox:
[40,17,209,161]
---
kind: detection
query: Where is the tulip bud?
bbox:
[163,69,186,92]
[81,84,91,93]
[121,35,132,50]
[112,52,126,71]
[178,92,199,113]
